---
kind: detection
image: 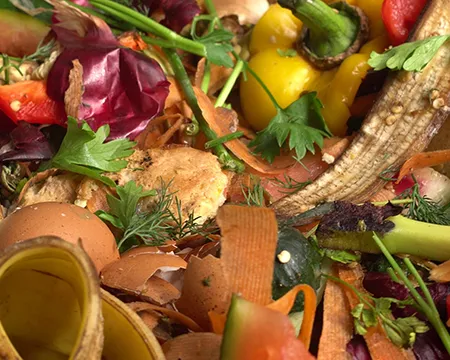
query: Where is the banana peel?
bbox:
[0,236,165,360]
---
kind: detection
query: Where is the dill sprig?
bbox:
[98,179,219,252]
[241,175,265,207]
[269,174,311,193]
[399,176,450,226]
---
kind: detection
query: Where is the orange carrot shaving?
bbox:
[152,115,184,148]
[217,205,278,305]
[267,284,317,348]
[337,264,416,360]
[317,269,354,360]
[397,149,450,183]
[117,31,148,51]
[127,302,203,332]
[194,58,233,95]
[208,311,227,335]
[165,77,183,109]
[193,87,294,174]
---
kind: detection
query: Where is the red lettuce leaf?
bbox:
[414,329,450,360]
[0,122,53,162]
[346,335,371,360]
[47,1,170,139]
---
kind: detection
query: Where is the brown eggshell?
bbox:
[0,202,119,272]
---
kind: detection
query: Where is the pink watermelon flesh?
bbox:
[221,295,315,360]
[0,10,50,57]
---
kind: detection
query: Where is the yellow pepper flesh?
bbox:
[242,1,390,136]
[240,48,320,131]
[249,4,302,55]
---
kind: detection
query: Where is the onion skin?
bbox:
[273,0,450,217]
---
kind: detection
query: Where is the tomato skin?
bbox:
[0,80,65,126]
[382,0,427,45]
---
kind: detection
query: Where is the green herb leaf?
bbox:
[97,181,155,230]
[197,29,234,68]
[249,92,331,163]
[277,48,297,58]
[368,35,450,72]
[47,117,135,186]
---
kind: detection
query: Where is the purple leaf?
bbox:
[134,0,200,33]
[0,122,53,162]
[414,329,450,360]
[47,2,170,139]
[363,272,409,300]
[346,336,371,360]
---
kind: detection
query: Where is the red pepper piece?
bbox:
[0,80,65,126]
[382,0,428,45]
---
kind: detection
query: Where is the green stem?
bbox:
[2,55,10,85]
[205,131,244,149]
[371,198,413,207]
[201,60,211,93]
[403,259,437,311]
[278,0,358,57]
[203,0,218,17]
[90,0,206,56]
[387,267,400,283]
[164,48,244,172]
[373,233,450,354]
[66,0,128,30]
[245,65,281,109]
[215,59,244,108]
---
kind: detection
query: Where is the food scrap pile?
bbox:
[0,0,450,358]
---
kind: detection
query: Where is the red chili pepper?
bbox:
[382,0,428,45]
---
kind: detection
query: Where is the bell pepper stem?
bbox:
[279,0,358,57]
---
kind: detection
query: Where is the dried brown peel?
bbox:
[162,332,222,360]
[317,268,354,360]
[429,259,450,283]
[127,302,203,332]
[64,59,84,118]
[273,0,450,216]
[217,204,278,305]
[76,177,112,213]
[336,264,415,360]
[176,255,231,330]
[100,252,186,304]
[206,0,269,25]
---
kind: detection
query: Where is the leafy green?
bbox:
[196,29,234,68]
[329,274,428,348]
[368,35,450,72]
[97,179,218,252]
[241,175,265,207]
[97,181,155,230]
[269,174,311,194]
[249,92,332,163]
[45,117,135,186]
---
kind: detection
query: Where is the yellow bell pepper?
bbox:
[249,4,302,55]
[240,48,320,131]
[241,1,389,136]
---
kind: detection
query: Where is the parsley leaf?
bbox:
[249,92,332,163]
[368,35,450,72]
[97,181,156,230]
[197,29,234,68]
[46,117,135,186]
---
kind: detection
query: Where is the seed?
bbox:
[391,105,403,114]
[9,100,21,112]
[277,250,291,264]
[385,115,396,125]
[432,98,445,109]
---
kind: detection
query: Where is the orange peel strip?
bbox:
[267,284,317,348]
[217,205,278,305]
[397,149,450,183]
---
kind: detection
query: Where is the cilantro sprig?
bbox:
[248,91,332,163]
[368,35,450,72]
[44,117,135,186]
